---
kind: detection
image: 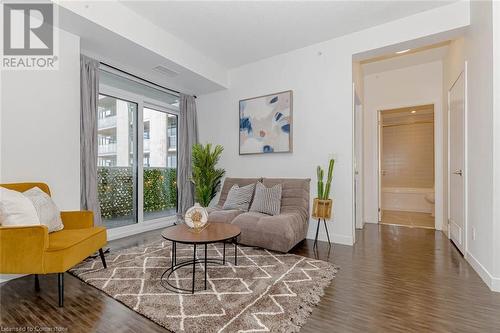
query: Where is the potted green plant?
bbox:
[313,159,335,219]
[191,143,225,207]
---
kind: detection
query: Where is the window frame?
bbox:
[99,82,180,227]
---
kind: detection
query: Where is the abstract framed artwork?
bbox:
[239,90,293,155]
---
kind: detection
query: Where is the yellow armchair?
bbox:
[0,183,107,307]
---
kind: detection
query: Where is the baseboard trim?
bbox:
[305,232,353,246]
[365,216,379,224]
[0,274,27,284]
[330,234,354,245]
[465,251,500,292]
[107,217,176,241]
[492,277,500,292]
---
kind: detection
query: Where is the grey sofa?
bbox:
[208,177,310,253]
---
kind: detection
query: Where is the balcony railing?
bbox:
[98,115,117,129]
[98,143,117,154]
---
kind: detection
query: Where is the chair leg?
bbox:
[58,273,64,307]
[99,248,107,268]
[34,274,40,292]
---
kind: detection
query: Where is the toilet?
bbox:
[424,191,435,217]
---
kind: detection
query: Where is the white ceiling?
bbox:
[121,0,455,69]
[57,5,225,95]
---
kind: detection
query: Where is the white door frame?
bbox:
[353,84,364,230]
[351,83,357,243]
[447,63,468,253]
[377,110,382,222]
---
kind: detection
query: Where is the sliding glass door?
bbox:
[97,95,138,228]
[143,107,178,221]
[97,70,179,229]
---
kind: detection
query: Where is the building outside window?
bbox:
[167,155,177,169]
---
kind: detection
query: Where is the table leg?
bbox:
[171,241,175,270]
[204,243,208,290]
[234,238,238,266]
[192,244,196,294]
[174,242,177,266]
[223,242,226,265]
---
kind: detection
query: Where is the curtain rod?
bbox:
[100,62,197,99]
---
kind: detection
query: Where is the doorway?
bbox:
[353,90,364,230]
[378,105,436,229]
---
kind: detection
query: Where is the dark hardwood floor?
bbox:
[2,224,500,332]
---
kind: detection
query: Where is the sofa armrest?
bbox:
[0,225,49,273]
[61,211,94,229]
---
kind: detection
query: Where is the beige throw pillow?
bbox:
[223,183,255,211]
[23,187,64,233]
[0,187,40,227]
[249,182,282,216]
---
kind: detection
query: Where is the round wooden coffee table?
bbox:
[160,223,241,294]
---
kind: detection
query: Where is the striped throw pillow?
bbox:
[249,182,282,216]
[223,183,255,211]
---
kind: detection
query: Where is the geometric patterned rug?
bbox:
[70,240,337,333]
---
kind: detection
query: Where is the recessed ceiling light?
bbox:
[396,49,411,54]
[411,110,417,114]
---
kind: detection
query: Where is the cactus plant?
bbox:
[323,159,335,199]
[316,159,335,200]
[317,166,324,199]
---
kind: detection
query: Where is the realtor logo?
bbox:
[4,3,53,55]
[2,2,58,70]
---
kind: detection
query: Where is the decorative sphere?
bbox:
[185,203,208,229]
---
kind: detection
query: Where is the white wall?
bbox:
[459,0,495,289]
[198,48,355,245]
[198,2,469,245]
[0,28,81,211]
[439,1,500,292]
[493,0,500,285]
[352,61,364,103]
[362,61,444,229]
